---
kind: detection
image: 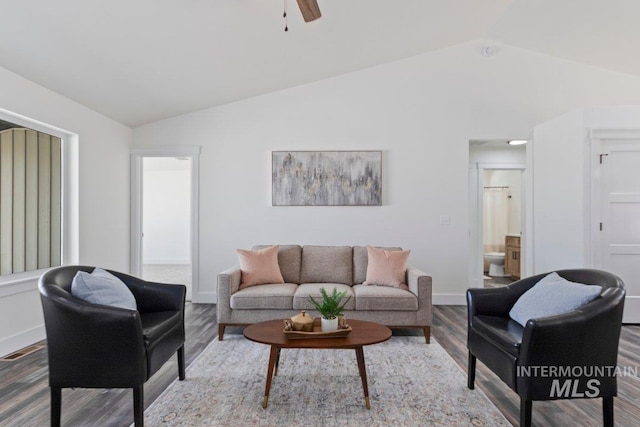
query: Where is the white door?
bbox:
[597,139,640,323]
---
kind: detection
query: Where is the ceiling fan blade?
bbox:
[296,0,321,22]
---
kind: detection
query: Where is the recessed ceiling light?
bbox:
[508,140,527,146]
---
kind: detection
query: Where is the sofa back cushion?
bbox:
[352,246,403,284]
[301,245,353,285]
[253,245,302,283]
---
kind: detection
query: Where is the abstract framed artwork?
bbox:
[272,151,382,206]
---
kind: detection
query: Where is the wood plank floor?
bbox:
[433,305,640,427]
[1,304,638,426]
[0,303,217,427]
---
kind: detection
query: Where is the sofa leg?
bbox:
[177,345,185,380]
[50,387,61,427]
[520,398,532,427]
[467,352,476,390]
[423,326,431,344]
[218,324,226,341]
[133,385,144,427]
[603,396,614,427]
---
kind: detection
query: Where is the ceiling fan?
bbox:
[295,0,321,22]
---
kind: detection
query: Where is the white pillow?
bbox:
[71,267,137,310]
[509,272,601,327]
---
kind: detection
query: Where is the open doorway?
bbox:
[142,157,192,299]
[130,146,200,301]
[482,169,523,287]
[469,140,526,289]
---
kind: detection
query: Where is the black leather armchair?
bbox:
[39,265,186,427]
[467,269,625,427]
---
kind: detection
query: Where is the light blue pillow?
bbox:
[71,267,137,310]
[509,272,602,327]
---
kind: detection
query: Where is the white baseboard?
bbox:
[0,324,45,359]
[143,260,190,265]
[433,294,467,305]
[192,291,216,304]
[623,296,640,324]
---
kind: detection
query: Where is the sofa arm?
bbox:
[407,264,432,323]
[217,266,242,323]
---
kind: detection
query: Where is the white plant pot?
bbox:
[321,317,339,332]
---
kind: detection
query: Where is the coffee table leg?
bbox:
[355,346,371,409]
[274,347,281,376]
[263,345,279,408]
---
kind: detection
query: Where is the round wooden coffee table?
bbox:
[243,319,391,409]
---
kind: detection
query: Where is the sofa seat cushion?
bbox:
[301,246,353,285]
[473,315,523,356]
[231,283,298,310]
[293,283,356,311]
[353,284,418,311]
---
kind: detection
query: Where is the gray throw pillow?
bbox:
[71,267,137,310]
[509,272,601,327]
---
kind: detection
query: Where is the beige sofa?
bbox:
[217,245,432,343]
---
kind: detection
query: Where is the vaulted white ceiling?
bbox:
[1,0,638,127]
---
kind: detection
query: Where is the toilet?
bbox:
[484,252,507,277]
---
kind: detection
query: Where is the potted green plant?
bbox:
[308,287,351,331]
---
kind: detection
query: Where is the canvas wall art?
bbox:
[272,151,382,206]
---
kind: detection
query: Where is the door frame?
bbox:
[130,146,204,302]
[469,162,526,288]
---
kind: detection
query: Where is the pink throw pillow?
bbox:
[363,245,410,290]
[236,245,285,289]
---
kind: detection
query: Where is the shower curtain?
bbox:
[483,187,509,253]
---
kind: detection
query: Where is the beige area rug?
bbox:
[142,335,511,426]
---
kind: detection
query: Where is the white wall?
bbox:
[584,106,640,128]
[133,39,640,303]
[532,106,640,274]
[143,158,191,264]
[532,110,586,272]
[0,65,131,357]
[469,144,527,165]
